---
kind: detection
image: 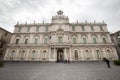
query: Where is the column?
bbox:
[37,49,40,61]
[81,49,84,61]
[64,48,67,59]
[69,48,71,61]
[54,48,56,61]
[49,48,51,61]
[92,49,96,60]
[26,49,30,61]
[15,48,19,61]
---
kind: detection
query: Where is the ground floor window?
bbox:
[107,50,112,59]
[42,50,47,60]
[10,50,15,59]
[74,50,78,60]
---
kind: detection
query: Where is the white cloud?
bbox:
[0,0,120,33]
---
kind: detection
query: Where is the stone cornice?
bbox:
[13,31,110,35]
[15,22,107,27]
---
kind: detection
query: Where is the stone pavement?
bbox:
[0,61,120,80]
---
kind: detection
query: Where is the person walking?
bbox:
[103,57,111,68]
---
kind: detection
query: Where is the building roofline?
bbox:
[0,27,12,34]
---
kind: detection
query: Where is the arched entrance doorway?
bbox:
[57,49,64,62]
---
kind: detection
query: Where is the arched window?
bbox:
[44,38,48,44]
[74,50,78,60]
[34,38,38,44]
[73,38,76,44]
[32,50,35,60]
[107,50,112,59]
[83,37,87,43]
[58,37,62,44]
[86,50,89,59]
[15,38,19,44]
[93,38,97,44]
[96,50,100,59]
[102,37,107,43]
[42,50,46,60]
[10,50,15,59]
[21,50,25,59]
[25,38,28,44]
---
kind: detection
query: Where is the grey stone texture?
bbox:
[0,61,120,80]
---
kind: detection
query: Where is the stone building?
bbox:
[4,10,118,61]
[0,27,12,60]
[110,30,120,59]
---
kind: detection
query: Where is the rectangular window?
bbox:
[82,26,85,31]
[72,26,75,31]
[100,26,103,31]
[73,38,76,44]
[18,27,21,32]
[45,27,48,31]
[91,26,94,31]
[83,38,87,43]
[58,37,62,43]
[27,27,30,32]
[36,26,39,31]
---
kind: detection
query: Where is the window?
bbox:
[45,27,48,31]
[118,38,120,42]
[25,38,28,44]
[32,50,35,60]
[27,27,30,32]
[34,38,38,44]
[83,38,87,43]
[21,50,25,59]
[18,27,21,32]
[42,50,46,60]
[86,50,89,59]
[91,26,94,31]
[36,26,39,31]
[74,50,78,60]
[15,39,19,44]
[107,50,112,59]
[10,50,15,59]
[102,37,107,43]
[93,38,97,44]
[44,38,48,44]
[82,26,85,31]
[73,38,76,44]
[72,26,75,31]
[100,26,103,31]
[96,50,100,59]
[58,37,62,44]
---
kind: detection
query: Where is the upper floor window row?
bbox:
[17,26,49,32]
[17,26,104,32]
[71,26,104,31]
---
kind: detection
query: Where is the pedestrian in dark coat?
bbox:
[103,58,111,68]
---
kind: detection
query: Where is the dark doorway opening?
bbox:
[57,49,64,62]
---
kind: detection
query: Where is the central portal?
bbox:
[57,49,64,62]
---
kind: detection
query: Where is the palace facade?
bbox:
[4,10,118,61]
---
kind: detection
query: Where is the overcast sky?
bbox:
[0,0,120,33]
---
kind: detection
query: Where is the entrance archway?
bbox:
[57,49,64,62]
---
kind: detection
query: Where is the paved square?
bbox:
[0,61,120,80]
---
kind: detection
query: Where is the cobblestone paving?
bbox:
[0,61,120,80]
